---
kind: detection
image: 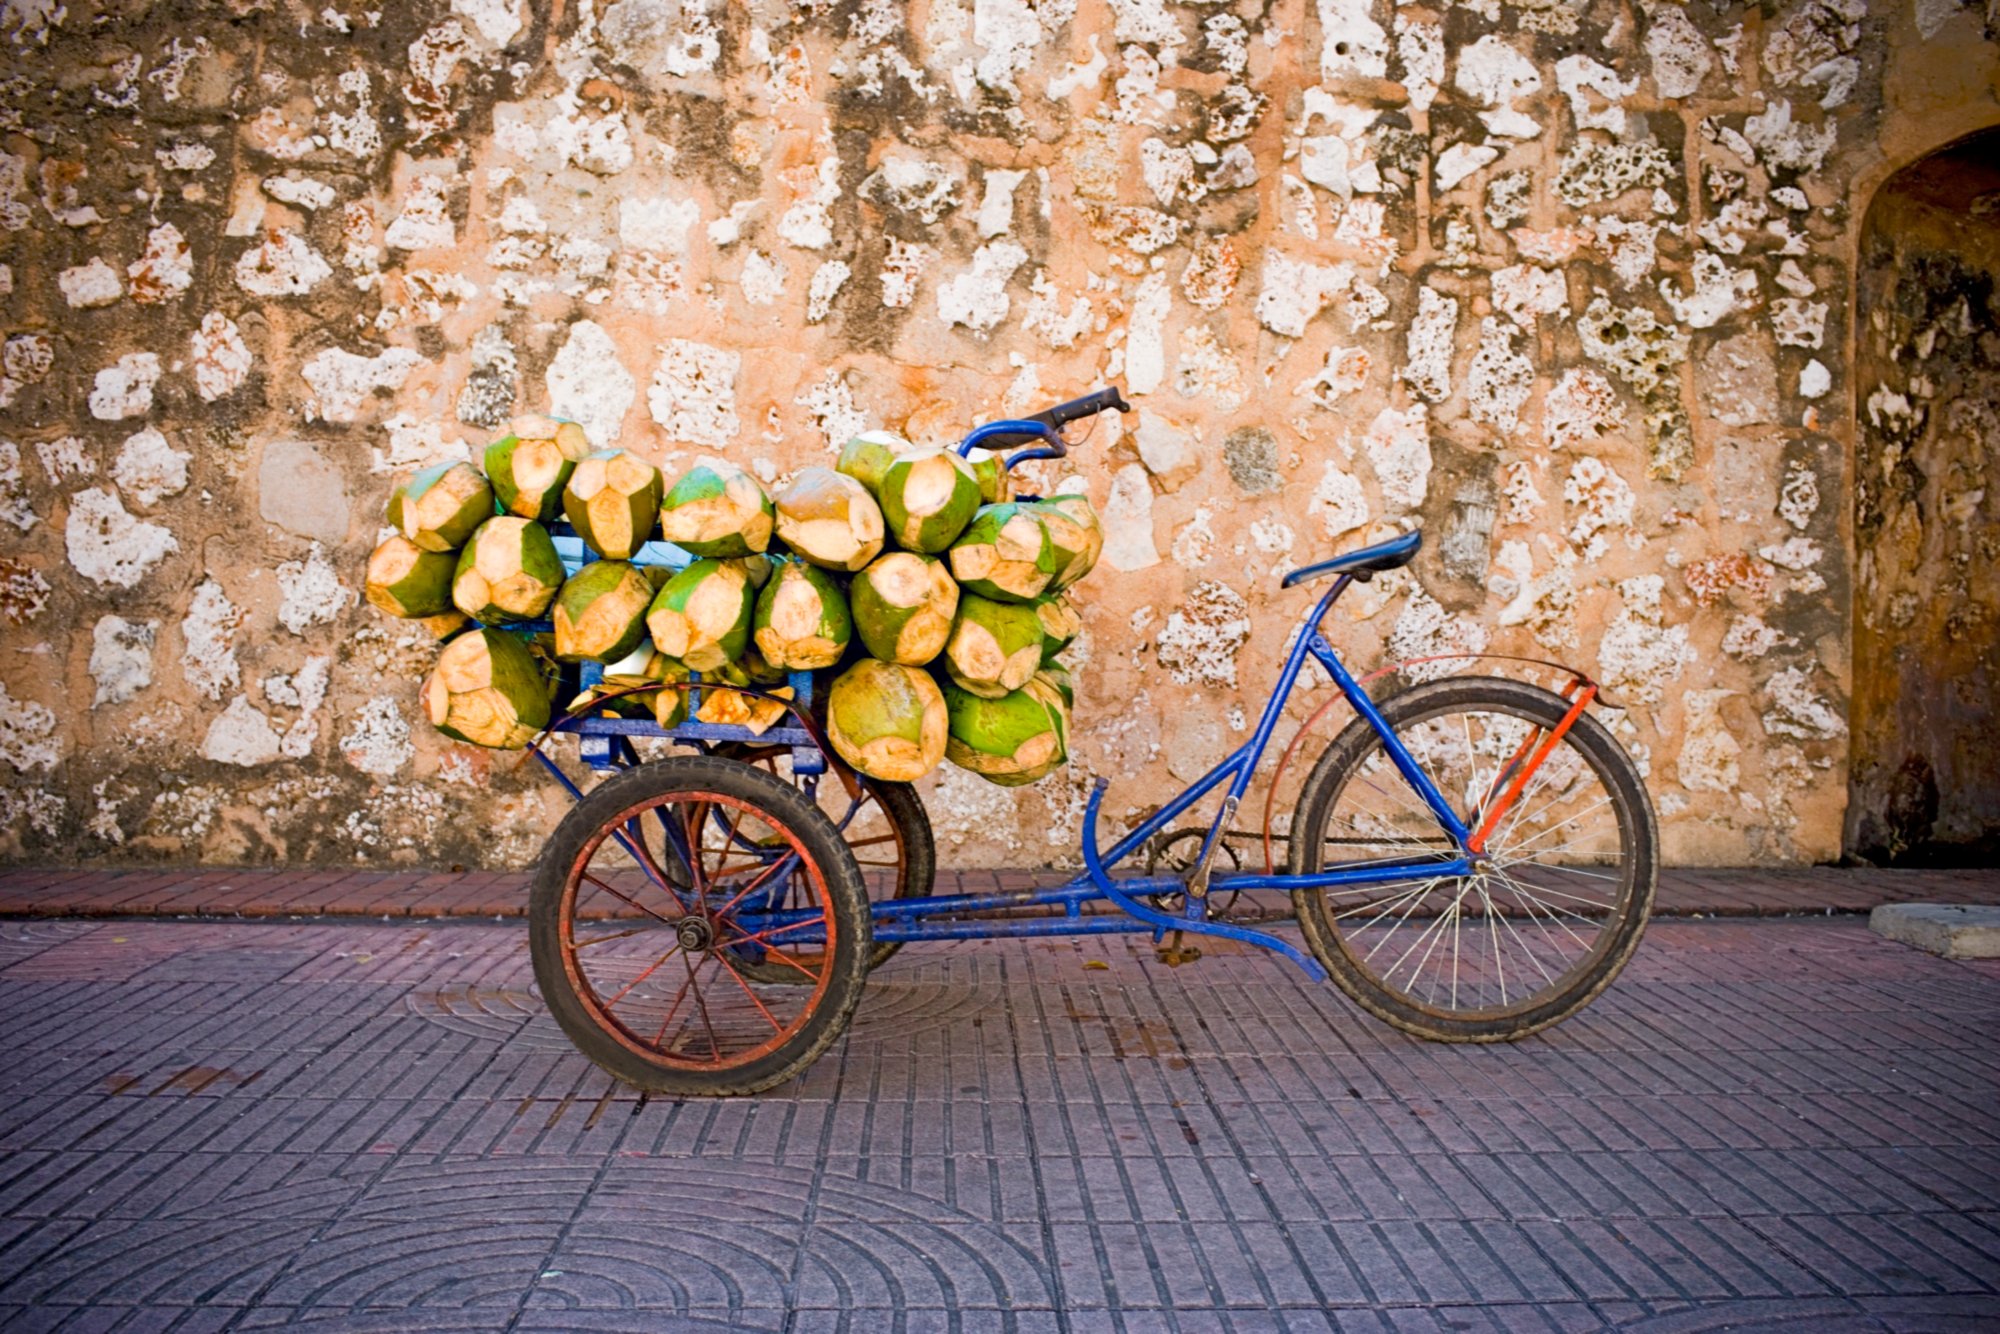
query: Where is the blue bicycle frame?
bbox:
[731,562,1478,982]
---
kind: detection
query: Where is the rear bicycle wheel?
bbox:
[529,755,870,1095]
[1288,676,1656,1042]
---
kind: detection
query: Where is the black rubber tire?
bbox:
[529,755,871,1096]
[1288,676,1657,1043]
[852,779,935,971]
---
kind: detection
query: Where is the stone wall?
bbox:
[1849,129,2000,864]
[0,0,1996,870]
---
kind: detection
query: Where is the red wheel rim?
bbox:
[558,789,837,1071]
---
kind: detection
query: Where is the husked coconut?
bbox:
[645,557,755,670]
[942,674,1069,786]
[563,449,663,559]
[773,467,885,572]
[552,560,654,663]
[834,429,907,495]
[485,415,593,522]
[965,448,1011,504]
[451,516,564,622]
[365,535,457,618]
[826,658,948,782]
[1030,491,1102,589]
[397,461,494,552]
[879,447,983,552]
[1034,591,1082,663]
[944,592,1046,698]
[658,459,775,557]
[752,557,852,670]
[947,502,1061,602]
[423,627,552,749]
[850,551,958,665]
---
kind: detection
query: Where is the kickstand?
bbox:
[1156,931,1202,966]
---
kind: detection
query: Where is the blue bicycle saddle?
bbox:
[1280,530,1423,587]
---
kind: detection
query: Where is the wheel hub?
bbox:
[674,916,714,953]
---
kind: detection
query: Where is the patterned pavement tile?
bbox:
[0,916,1992,1328]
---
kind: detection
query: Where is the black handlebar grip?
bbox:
[1027,386,1133,430]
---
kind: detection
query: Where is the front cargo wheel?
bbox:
[529,756,871,1096]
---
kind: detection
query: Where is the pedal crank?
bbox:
[1184,795,1237,902]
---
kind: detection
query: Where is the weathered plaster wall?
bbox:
[1849,129,2000,865]
[0,0,1996,870]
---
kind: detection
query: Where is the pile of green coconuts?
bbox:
[363,415,1099,787]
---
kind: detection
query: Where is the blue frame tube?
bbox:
[872,915,1160,943]
[1308,638,1474,845]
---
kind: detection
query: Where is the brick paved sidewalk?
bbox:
[0,915,1994,1329]
[2,862,1998,922]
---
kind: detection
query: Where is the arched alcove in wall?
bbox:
[1847,127,2000,866]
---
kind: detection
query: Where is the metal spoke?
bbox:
[650,966,699,1046]
[711,951,788,1034]
[580,871,679,925]
[1475,877,1510,1006]
[1377,892,1461,990]
[605,943,683,1010]
[678,947,723,1065]
[1495,867,1596,952]
[1490,887,1559,988]
[573,925,656,949]
[1489,794,1616,863]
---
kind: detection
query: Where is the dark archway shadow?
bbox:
[1847,127,2000,866]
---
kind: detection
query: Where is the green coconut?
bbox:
[1035,663,1075,710]
[834,430,907,496]
[773,467,885,572]
[658,459,775,557]
[423,627,551,749]
[826,658,948,782]
[879,447,983,553]
[942,675,1069,786]
[947,502,1061,603]
[397,461,494,553]
[752,558,852,671]
[552,560,654,663]
[645,557,755,671]
[1034,591,1082,664]
[1034,491,1103,589]
[965,448,1011,505]
[365,535,457,618]
[563,449,663,560]
[451,517,564,623]
[849,552,958,665]
[943,592,1047,699]
[485,415,594,523]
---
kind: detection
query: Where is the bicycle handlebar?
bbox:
[966,386,1131,454]
[1026,386,1133,431]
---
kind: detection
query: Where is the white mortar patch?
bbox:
[65,487,178,588]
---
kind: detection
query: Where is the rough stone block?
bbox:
[1869,902,2000,959]
[259,439,352,545]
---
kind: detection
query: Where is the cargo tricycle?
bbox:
[512,389,1658,1095]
